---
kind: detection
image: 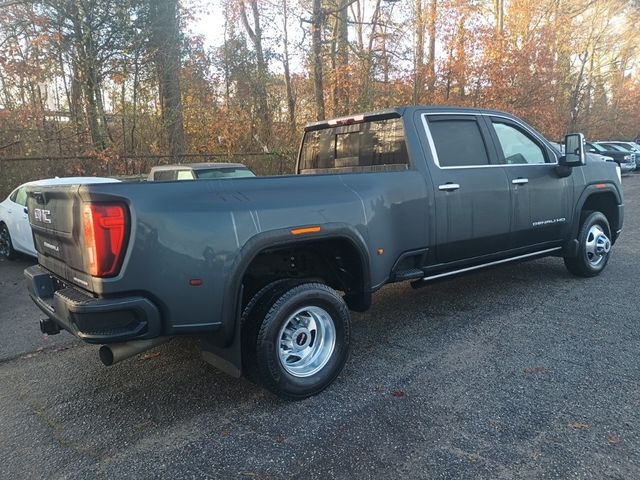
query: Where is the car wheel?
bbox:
[0,223,17,260]
[241,278,305,382]
[564,211,612,277]
[245,281,351,400]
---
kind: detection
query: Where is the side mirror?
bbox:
[559,133,586,167]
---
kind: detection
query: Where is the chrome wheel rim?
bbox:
[0,226,10,257]
[585,224,610,267]
[278,306,336,378]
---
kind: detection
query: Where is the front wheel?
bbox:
[0,223,17,260]
[564,211,612,277]
[246,282,351,400]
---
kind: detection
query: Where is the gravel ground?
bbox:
[1,175,640,479]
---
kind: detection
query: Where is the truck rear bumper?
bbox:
[25,265,162,344]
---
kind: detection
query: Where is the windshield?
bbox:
[588,143,606,153]
[195,167,255,179]
[604,144,631,152]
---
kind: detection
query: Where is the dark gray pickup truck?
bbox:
[24,106,623,399]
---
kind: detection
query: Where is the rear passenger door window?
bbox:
[491,121,548,164]
[427,117,492,167]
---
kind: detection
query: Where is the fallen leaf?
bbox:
[608,435,621,445]
[142,352,161,361]
[220,431,230,438]
[276,435,285,443]
[391,390,406,398]
[568,422,591,430]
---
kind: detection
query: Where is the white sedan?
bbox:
[0,177,120,259]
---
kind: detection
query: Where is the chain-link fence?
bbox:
[0,152,297,198]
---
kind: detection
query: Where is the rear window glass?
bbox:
[153,170,177,181]
[428,119,490,167]
[299,117,409,173]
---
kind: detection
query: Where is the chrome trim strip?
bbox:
[420,247,562,282]
[420,112,559,170]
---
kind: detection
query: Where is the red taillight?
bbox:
[82,203,128,277]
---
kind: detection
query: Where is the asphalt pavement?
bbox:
[1,175,640,479]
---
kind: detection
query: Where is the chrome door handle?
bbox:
[438,183,460,191]
[512,178,529,185]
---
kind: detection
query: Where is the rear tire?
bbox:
[244,281,351,400]
[0,223,17,260]
[564,211,612,277]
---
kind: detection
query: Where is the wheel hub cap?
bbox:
[595,235,611,254]
[277,306,336,378]
[585,225,610,266]
[293,328,311,349]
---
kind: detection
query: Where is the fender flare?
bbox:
[566,182,623,251]
[217,222,371,349]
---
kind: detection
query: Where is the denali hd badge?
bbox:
[532,217,566,227]
[34,208,51,224]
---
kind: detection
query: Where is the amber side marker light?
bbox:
[291,226,321,236]
[595,183,607,189]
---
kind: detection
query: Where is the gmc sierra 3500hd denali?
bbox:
[24,106,623,399]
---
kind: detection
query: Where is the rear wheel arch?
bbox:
[216,226,371,349]
[238,233,371,313]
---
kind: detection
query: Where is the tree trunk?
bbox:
[312,0,325,121]
[282,0,296,137]
[70,8,106,151]
[426,0,437,96]
[150,0,186,158]
[334,0,349,116]
[413,0,425,104]
[494,0,504,36]
[239,0,272,147]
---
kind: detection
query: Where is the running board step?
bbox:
[393,268,425,282]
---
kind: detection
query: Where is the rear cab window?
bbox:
[299,115,409,174]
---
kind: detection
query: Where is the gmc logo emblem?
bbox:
[34,208,51,224]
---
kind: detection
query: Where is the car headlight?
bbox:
[624,155,631,161]
[616,165,622,182]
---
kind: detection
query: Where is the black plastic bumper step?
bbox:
[394,268,424,281]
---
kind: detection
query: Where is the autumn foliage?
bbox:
[0,0,639,166]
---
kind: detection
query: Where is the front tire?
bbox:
[564,211,612,277]
[245,282,351,400]
[0,223,17,260]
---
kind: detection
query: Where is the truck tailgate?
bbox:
[26,186,94,290]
